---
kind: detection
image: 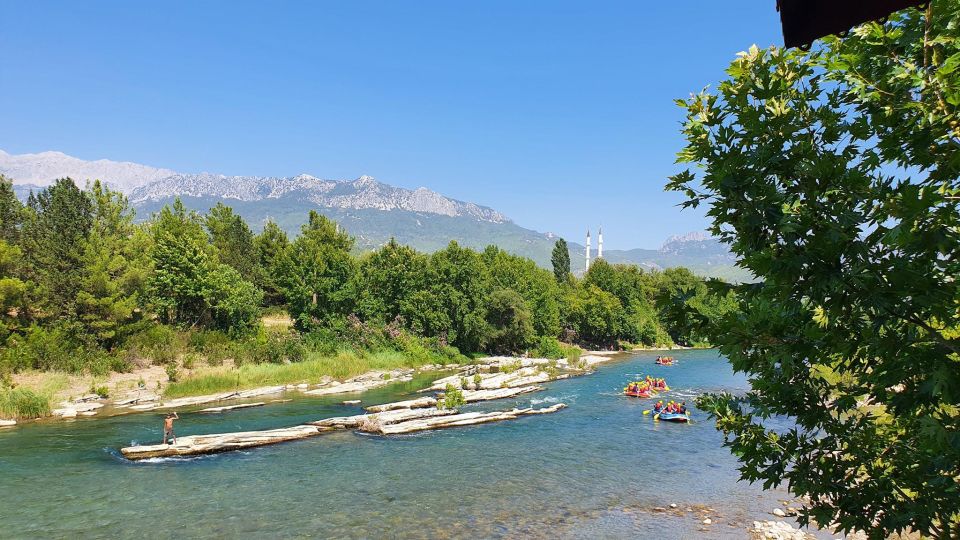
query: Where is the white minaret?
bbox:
[585,229,591,271]
[598,227,603,259]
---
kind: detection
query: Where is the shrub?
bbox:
[437,383,465,409]
[188,330,232,352]
[242,330,307,365]
[90,384,109,399]
[86,350,128,377]
[499,360,521,374]
[532,336,565,359]
[473,373,482,388]
[165,363,179,382]
[460,376,469,390]
[538,359,561,379]
[303,328,339,356]
[8,326,83,373]
[182,353,199,370]
[125,324,186,366]
[564,344,582,365]
[128,324,178,352]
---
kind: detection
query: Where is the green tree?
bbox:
[356,238,427,323]
[425,241,489,352]
[0,240,28,337]
[551,238,571,283]
[148,199,261,334]
[668,5,960,537]
[484,288,534,354]
[483,245,561,338]
[148,200,212,326]
[0,175,23,245]
[584,259,673,346]
[205,202,257,282]
[285,211,356,329]
[20,178,93,319]
[253,220,290,306]
[75,182,149,347]
[566,284,623,346]
[205,263,263,334]
[0,176,27,335]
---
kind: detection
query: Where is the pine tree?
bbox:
[0,175,23,245]
[253,220,290,306]
[205,202,257,282]
[551,238,570,283]
[75,181,148,347]
[20,178,93,319]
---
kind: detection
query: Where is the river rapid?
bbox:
[0,349,817,539]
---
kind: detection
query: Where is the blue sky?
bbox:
[0,1,782,249]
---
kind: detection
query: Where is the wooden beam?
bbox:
[778,0,927,49]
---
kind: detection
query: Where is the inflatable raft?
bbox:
[655,412,690,423]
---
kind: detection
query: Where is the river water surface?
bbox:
[0,349,817,539]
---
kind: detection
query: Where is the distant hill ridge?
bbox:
[0,149,750,281]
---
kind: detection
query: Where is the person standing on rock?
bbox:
[162,412,179,445]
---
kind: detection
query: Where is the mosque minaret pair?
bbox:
[585,227,602,271]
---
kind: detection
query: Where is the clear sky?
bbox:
[0,1,783,250]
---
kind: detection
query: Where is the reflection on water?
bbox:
[0,350,816,539]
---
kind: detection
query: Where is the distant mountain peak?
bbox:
[661,231,709,248]
[0,149,176,192]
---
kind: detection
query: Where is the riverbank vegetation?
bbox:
[670,3,959,538]
[0,175,732,415]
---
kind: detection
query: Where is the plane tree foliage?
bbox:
[667,3,960,537]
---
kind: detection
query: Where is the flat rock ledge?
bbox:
[365,385,543,413]
[424,367,550,392]
[52,401,105,418]
[0,419,16,427]
[199,402,266,413]
[120,403,565,460]
[368,404,566,435]
[422,353,615,394]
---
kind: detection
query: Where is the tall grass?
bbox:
[0,372,69,419]
[163,349,453,399]
[0,387,52,419]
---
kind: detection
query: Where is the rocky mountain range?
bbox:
[130,173,508,223]
[0,149,750,281]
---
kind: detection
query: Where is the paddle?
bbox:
[642,410,651,415]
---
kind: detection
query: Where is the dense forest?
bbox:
[0,175,734,383]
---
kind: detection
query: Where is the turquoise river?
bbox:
[0,349,822,539]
